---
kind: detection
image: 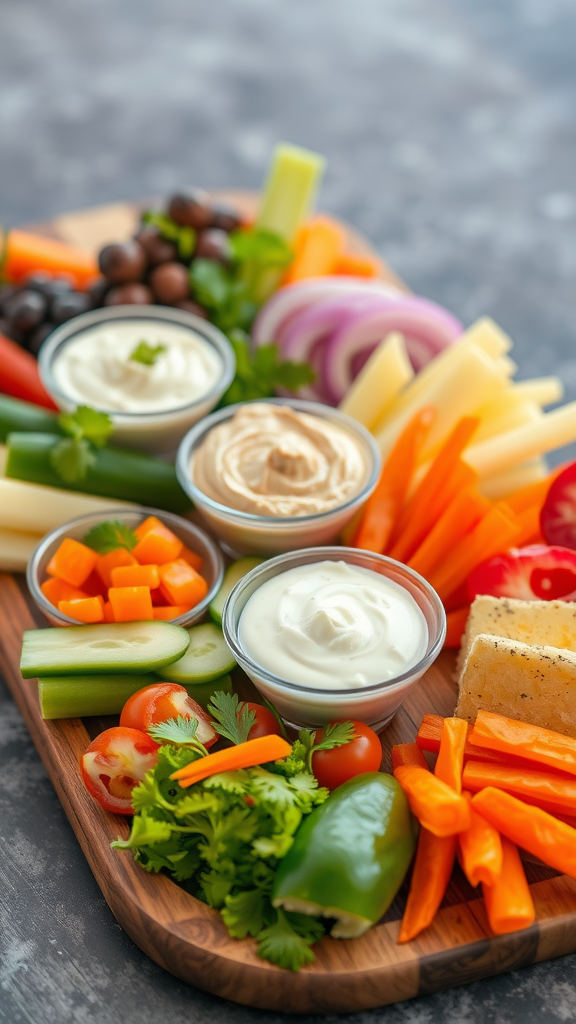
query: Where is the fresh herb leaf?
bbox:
[222,888,270,939]
[111,812,173,850]
[130,340,167,366]
[82,519,138,554]
[207,690,256,746]
[298,721,356,773]
[49,436,96,483]
[218,330,315,407]
[147,715,209,755]
[257,909,322,972]
[58,406,113,447]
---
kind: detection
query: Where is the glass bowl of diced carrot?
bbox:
[27,507,224,628]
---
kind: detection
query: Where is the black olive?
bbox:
[149,262,190,304]
[4,289,47,333]
[210,201,241,233]
[194,228,231,264]
[27,322,55,356]
[50,291,92,325]
[86,277,110,309]
[173,299,208,319]
[23,271,53,293]
[167,189,213,230]
[103,283,153,306]
[98,241,147,285]
[135,226,178,267]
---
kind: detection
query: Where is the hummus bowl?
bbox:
[175,398,381,556]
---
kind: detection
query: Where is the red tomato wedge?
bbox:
[245,703,283,740]
[312,720,382,791]
[468,544,576,602]
[541,462,576,550]
[120,682,217,748]
[80,727,159,815]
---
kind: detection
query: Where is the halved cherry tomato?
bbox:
[246,703,283,740]
[311,720,382,791]
[467,544,576,601]
[541,462,576,549]
[80,726,159,815]
[119,682,217,748]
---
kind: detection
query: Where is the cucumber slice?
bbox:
[38,671,232,718]
[158,623,236,685]
[209,556,265,625]
[21,621,190,678]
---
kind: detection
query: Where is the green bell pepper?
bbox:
[272,772,416,938]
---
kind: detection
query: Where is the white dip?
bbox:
[52,320,223,413]
[239,560,428,690]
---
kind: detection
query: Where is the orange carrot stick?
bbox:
[393,764,470,836]
[472,788,576,879]
[482,836,534,935]
[513,503,544,547]
[434,717,468,794]
[283,216,345,283]
[388,417,480,563]
[470,710,576,778]
[171,734,292,787]
[353,406,435,553]
[391,743,429,771]
[333,251,385,279]
[463,760,576,815]
[408,487,491,579]
[2,229,98,289]
[398,829,457,943]
[444,606,470,649]
[458,792,503,887]
[427,503,521,603]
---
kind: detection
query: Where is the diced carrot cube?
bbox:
[108,585,154,622]
[179,545,204,572]
[134,515,163,540]
[110,563,160,590]
[81,571,107,598]
[103,600,115,622]
[58,595,105,623]
[95,548,138,589]
[46,537,98,587]
[41,577,88,607]
[158,559,208,609]
[152,605,189,620]
[132,522,183,565]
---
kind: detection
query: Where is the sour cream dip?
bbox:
[238,560,429,690]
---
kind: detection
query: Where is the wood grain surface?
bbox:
[3,197,576,1013]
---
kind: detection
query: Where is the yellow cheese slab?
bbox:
[339,331,414,429]
[0,478,136,535]
[464,401,576,479]
[0,527,43,573]
[512,377,564,408]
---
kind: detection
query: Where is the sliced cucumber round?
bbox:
[20,621,191,678]
[158,623,236,685]
[209,556,265,625]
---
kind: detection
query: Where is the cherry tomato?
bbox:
[541,463,576,549]
[120,682,217,748]
[311,720,382,791]
[80,726,159,815]
[467,544,576,602]
[246,703,283,739]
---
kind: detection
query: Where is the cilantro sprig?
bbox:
[49,406,113,484]
[83,519,138,554]
[297,721,356,774]
[218,329,315,407]
[147,715,209,756]
[130,340,166,366]
[208,691,256,745]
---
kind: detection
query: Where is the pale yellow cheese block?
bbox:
[456,633,576,738]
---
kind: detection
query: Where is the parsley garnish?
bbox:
[83,519,138,554]
[257,909,324,971]
[147,715,209,756]
[130,340,167,366]
[49,406,113,483]
[298,721,356,773]
[207,690,256,745]
[218,330,315,407]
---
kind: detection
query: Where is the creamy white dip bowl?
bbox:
[39,306,235,455]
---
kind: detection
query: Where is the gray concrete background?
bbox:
[1,1,575,1021]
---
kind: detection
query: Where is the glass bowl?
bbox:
[27,506,224,628]
[38,305,236,455]
[222,546,446,731]
[175,398,381,556]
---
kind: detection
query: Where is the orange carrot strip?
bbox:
[353,407,435,553]
[427,503,521,603]
[2,229,98,289]
[444,606,470,649]
[332,251,385,279]
[391,743,429,771]
[393,764,470,836]
[398,830,457,943]
[513,503,544,547]
[388,417,480,563]
[482,837,534,934]
[434,717,468,794]
[283,216,345,283]
[470,710,576,778]
[463,760,576,815]
[407,487,491,579]
[458,792,503,887]
[472,788,576,879]
[46,537,98,588]
[171,735,292,787]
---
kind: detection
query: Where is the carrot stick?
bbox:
[282,216,345,283]
[391,743,429,771]
[472,787,576,879]
[463,760,576,815]
[2,229,98,289]
[470,710,576,778]
[513,503,544,547]
[0,333,58,409]
[353,406,435,553]
[398,829,457,942]
[333,251,385,279]
[482,836,534,934]
[388,417,480,563]
[427,503,521,603]
[458,792,503,887]
[444,606,470,649]
[170,734,292,787]
[407,487,491,579]
[434,717,468,794]
[393,764,470,836]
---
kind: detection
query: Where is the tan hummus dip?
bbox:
[191,403,370,517]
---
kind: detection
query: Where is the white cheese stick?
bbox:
[339,332,414,429]
[512,377,564,408]
[473,399,542,445]
[464,401,576,480]
[0,478,136,535]
[479,458,548,501]
[0,528,43,573]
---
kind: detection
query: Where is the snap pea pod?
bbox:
[0,394,61,442]
[6,432,191,513]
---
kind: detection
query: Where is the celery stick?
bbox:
[38,671,232,718]
[258,143,325,244]
[6,432,191,513]
[0,394,61,443]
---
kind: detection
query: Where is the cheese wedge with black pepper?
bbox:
[456,634,576,738]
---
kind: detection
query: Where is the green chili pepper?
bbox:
[272,772,416,938]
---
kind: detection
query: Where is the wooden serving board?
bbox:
[2,197,576,1013]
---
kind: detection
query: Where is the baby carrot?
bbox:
[463,760,576,816]
[472,787,576,879]
[398,829,457,943]
[482,837,535,935]
[470,710,576,778]
[434,717,468,794]
[458,792,503,887]
[407,487,490,580]
[393,764,471,837]
[171,735,292,787]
